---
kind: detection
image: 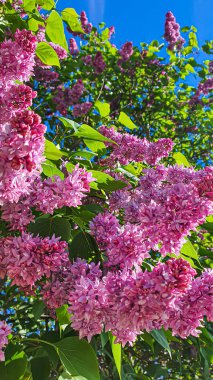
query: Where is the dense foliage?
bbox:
[0,1,212,379]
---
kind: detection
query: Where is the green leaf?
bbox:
[83,139,106,154]
[200,347,210,379]
[179,254,201,270]
[173,152,191,167]
[46,10,68,51]
[109,333,121,379]
[150,329,172,358]
[23,0,35,12]
[185,63,196,74]
[42,160,64,179]
[71,150,97,160]
[69,232,99,260]
[58,117,79,132]
[74,124,115,143]
[100,332,109,348]
[54,337,100,380]
[56,305,70,326]
[95,101,110,118]
[37,0,55,11]
[59,373,86,380]
[28,19,41,32]
[0,352,27,380]
[61,8,84,34]
[90,170,127,191]
[189,31,198,48]
[181,240,199,261]
[32,300,45,320]
[65,162,75,173]
[40,332,60,369]
[118,111,138,130]
[45,139,63,160]
[142,331,154,352]
[31,356,51,380]
[36,42,60,68]
[58,373,72,380]
[29,215,71,242]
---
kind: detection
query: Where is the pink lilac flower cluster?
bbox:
[69,38,79,55]
[198,78,213,95]
[52,80,86,115]
[1,165,94,230]
[0,29,36,85]
[189,78,213,106]
[50,257,213,345]
[0,233,68,290]
[67,10,92,37]
[1,200,34,231]
[167,269,213,338]
[69,80,85,102]
[80,11,92,34]
[49,42,68,60]
[92,52,106,74]
[119,42,133,61]
[90,214,150,269]
[0,30,46,205]
[42,258,101,312]
[0,84,37,124]
[193,166,213,201]
[108,26,115,39]
[99,126,174,166]
[73,102,93,117]
[0,321,11,361]
[164,11,185,51]
[31,165,94,214]
[94,165,213,261]
[34,67,60,83]
[82,55,93,65]
[0,109,46,204]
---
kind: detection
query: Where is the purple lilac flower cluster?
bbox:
[164,11,185,51]
[41,255,213,346]
[91,165,213,262]
[1,164,95,230]
[0,321,11,361]
[0,233,68,290]
[52,80,88,115]
[99,125,174,166]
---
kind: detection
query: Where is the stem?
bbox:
[22,337,56,349]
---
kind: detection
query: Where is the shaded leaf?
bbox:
[69,232,99,260]
[29,215,71,242]
[56,305,70,326]
[31,356,51,380]
[54,337,100,380]
[151,329,171,358]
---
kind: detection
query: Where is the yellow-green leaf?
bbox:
[36,42,60,67]
[46,10,68,51]
[118,111,138,130]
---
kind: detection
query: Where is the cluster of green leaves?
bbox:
[29,18,213,166]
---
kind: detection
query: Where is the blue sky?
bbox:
[57,0,213,47]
